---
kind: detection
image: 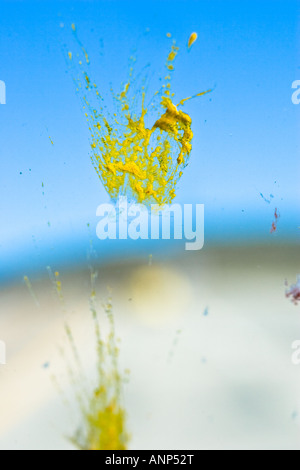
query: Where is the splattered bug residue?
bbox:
[270,208,280,233]
[188,32,198,48]
[67,28,211,205]
[49,269,129,450]
[286,276,300,305]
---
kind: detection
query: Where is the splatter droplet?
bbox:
[188,32,198,48]
[203,307,209,316]
[286,276,300,305]
[270,207,280,233]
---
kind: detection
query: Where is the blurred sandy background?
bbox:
[0,244,300,450]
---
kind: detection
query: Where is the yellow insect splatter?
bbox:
[78,285,130,451]
[69,30,211,205]
[49,268,129,451]
[188,32,198,48]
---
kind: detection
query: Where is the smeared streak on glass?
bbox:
[177,90,210,108]
[188,32,198,48]
[260,192,271,204]
[270,207,280,233]
[49,268,85,382]
[68,28,211,205]
[49,267,129,450]
[71,23,90,64]
[23,275,40,307]
[47,267,64,304]
[78,276,129,451]
[167,329,182,363]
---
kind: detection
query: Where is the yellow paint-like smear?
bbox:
[70,33,210,205]
[188,32,198,48]
[81,285,129,450]
[50,270,129,451]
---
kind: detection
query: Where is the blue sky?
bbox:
[0,0,299,282]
